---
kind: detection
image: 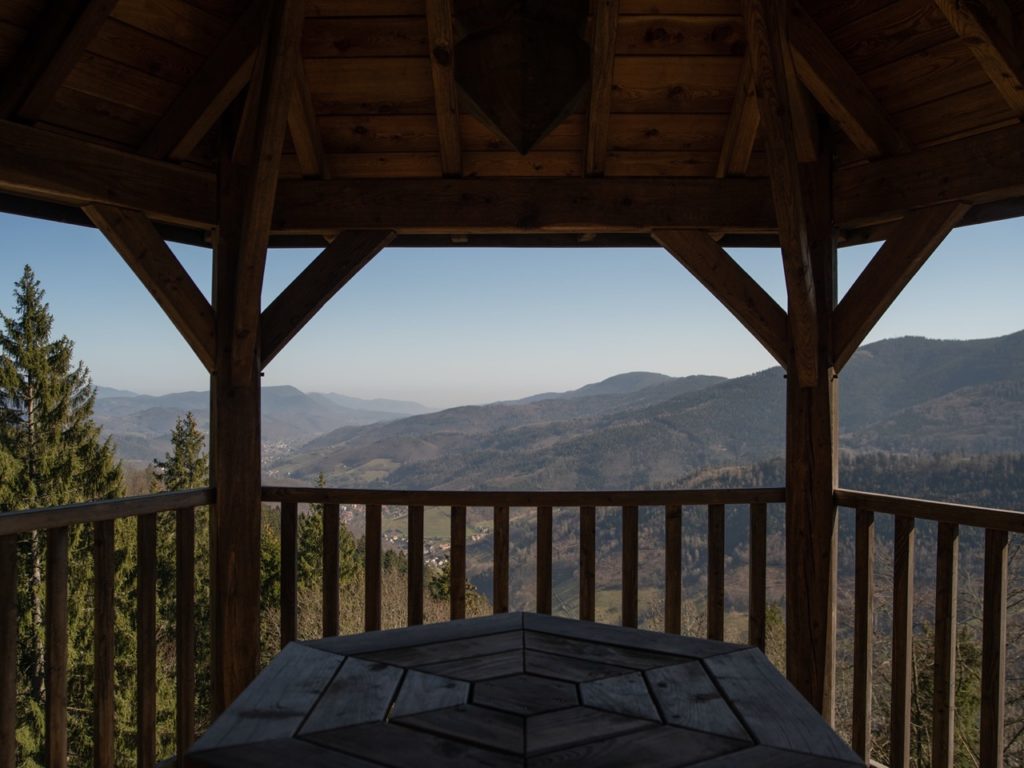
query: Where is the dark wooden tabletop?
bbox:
[188,613,862,767]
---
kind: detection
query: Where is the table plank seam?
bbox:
[697,655,757,743]
[291,653,349,738]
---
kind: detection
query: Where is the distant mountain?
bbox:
[518,372,678,403]
[314,393,432,416]
[272,331,1024,490]
[94,385,425,463]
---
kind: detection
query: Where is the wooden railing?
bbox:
[0,489,213,768]
[835,489,1024,768]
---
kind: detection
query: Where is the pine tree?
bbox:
[153,412,208,491]
[0,265,123,766]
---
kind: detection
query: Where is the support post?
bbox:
[784,137,838,719]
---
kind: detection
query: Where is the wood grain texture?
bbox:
[137,514,157,768]
[834,489,1024,534]
[407,505,424,625]
[298,657,403,734]
[716,50,759,177]
[365,503,382,631]
[586,0,619,175]
[747,502,766,650]
[525,649,633,682]
[0,536,17,768]
[527,706,653,754]
[851,509,874,761]
[654,229,789,366]
[83,203,216,371]
[832,202,970,371]
[981,527,1008,767]
[420,649,524,681]
[390,670,469,718]
[932,521,958,768]
[664,504,682,634]
[492,506,509,614]
[46,526,69,768]
[322,502,340,637]
[92,520,115,768]
[616,14,745,55]
[288,61,329,178]
[280,501,297,647]
[450,505,466,620]
[536,506,553,614]
[394,704,523,754]
[360,630,523,668]
[890,515,915,768]
[646,662,749,740]
[580,505,596,621]
[622,505,639,627]
[707,503,725,640]
[580,672,660,721]
[425,0,460,175]
[175,509,196,757]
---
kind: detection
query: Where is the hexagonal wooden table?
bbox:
[188,613,862,767]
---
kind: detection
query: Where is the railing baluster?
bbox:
[747,503,766,649]
[46,527,69,768]
[93,520,115,768]
[707,504,725,641]
[322,503,339,637]
[579,506,596,622]
[536,506,552,615]
[665,505,682,634]
[0,535,15,768]
[932,521,958,768]
[175,508,196,758]
[450,506,466,620]
[981,528,1008,768]
[280,501,297,646]
[493,506,509,614]
[407,505,424,626]
[890,515,914,768]
[365,503,382,631]
[852,509,874,762]
[622,506,639,628]
[137,514,156,768]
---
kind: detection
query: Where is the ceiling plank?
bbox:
[716,51,759,178]
[586,0,619,175]
[744,0,818,384]
[0,0,118,121]
[140,0,265,160]
[0,118,215,227]
[83,203,215,371]
[261,229,396,366]
[425,0,461,176]
[654,229,789,366]
[288,59,329,178]
[832,202,970,372]
[790,5,910,158]
[934,0,1024,117]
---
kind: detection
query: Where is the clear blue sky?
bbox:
[1,213,1021,408]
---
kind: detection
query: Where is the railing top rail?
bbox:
[0,488,214,536]
[260,486,787,507]
[835,488,1024,534]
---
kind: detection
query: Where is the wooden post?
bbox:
[783,138,838,719]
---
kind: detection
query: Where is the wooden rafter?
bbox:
[0,0,117,121]
[585,0,619,176]
[744,0,818,385]
[935,0,1024,117]
[654,229,789,367]
[425,0,461,176]
[140,0,266,160]
[717,51,759,178]
[288,59,329,178]
[83,204,215,371]
[833,202,970,372]
[789,6,909,158]
[261,230,396,366]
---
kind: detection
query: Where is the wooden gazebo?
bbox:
[0,0,1022,765]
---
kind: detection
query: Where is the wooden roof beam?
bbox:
[717,51,760,178]
[83,204,215,371]
[833,202,970,372]
[654,229,789,367]
[745,0,818,385]
[140,0,266,160]
[935,0,1024,117]
[585,0,619,176]
[261,230,396,367]
[789,5,910,158]
[426,0,461,176]
[288,59,329,178]
[0,0,117,122]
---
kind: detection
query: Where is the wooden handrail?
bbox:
[835,488,1024,532]
[0,488,214,536]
